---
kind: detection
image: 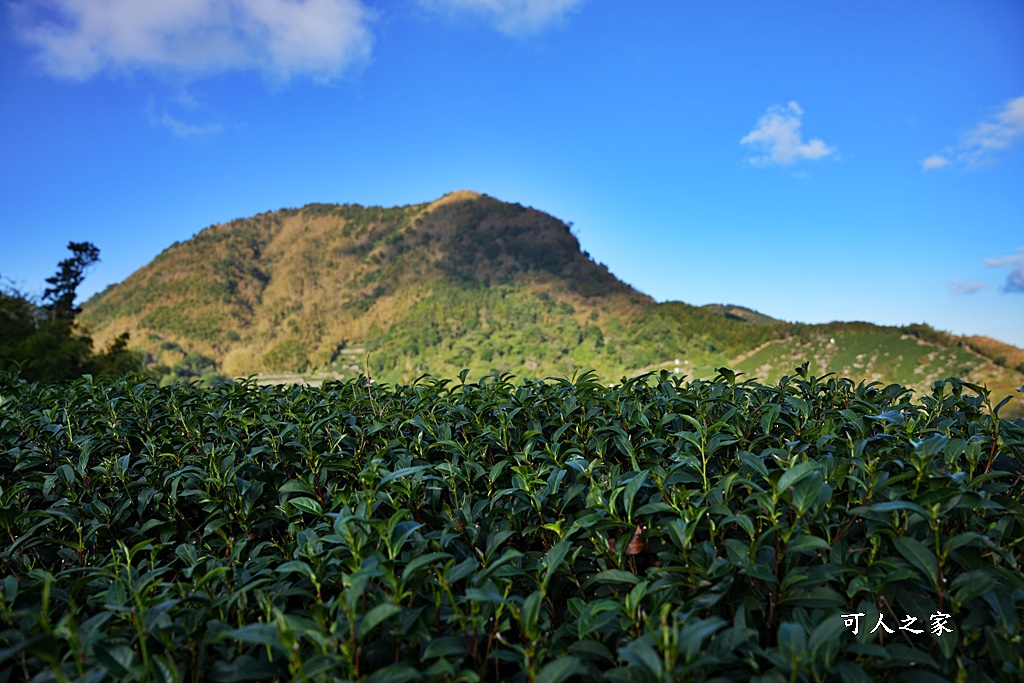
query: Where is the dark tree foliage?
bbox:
[0,242,144,381]
[43,241,100,327]
[0,285,39,351]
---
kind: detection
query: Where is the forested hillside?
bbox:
[78,191,1024,416]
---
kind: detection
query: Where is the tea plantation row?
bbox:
[1,368,1022,682]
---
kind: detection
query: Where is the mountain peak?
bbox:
[428,189,485,210]
[81,191,650,380]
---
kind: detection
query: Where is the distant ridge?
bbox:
[701,304,779,326]
[80,191,1024,416]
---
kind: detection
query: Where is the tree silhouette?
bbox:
[43,241,100,327]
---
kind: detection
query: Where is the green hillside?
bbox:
[729,326,1024,412]
[79,190,1024,416]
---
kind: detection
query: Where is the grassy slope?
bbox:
[729,329,1024,417]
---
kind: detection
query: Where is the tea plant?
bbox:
[1,366,1022,682]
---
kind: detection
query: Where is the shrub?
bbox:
[0,370,1021,680]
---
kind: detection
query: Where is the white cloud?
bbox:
[420,0,585,35]
[921,154,950,171]
[961,96,1024,164]
[159,113,222,138]
[947,279,989,295]
[12,0,374,83]
[984,247,1024,293]
[740,102,835,166]
[144,98,222,137]
[924,95,1024,170]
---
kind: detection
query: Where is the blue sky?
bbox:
[2,0,1023,347]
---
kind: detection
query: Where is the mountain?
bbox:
[80,190,1024,415]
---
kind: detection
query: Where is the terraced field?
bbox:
[730,332,1024,418]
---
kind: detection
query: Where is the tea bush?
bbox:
[1,367,1022,682]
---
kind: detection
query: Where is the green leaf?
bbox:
[568,639,614,662]
[485,527,516,559]
[388,520,422,556]
[893,536,939,586]
[738,450,770,480]
[848,500,929,518]
[358,602,401,639]
[618,637,663,675]
[867,410,904,426]
[715,367,737,384]
[221,623,288,655]
[575,599,624,639]
[278,479,316,496]
[785,534,830,556]
[444,556,479,584]
[664,517,694,551]
[297,654,347,679]
[0,634,56,667]
[623,470,649,520]
[56,463,75,486]
[634,501,675,515]
[942,531,987,557]
[542,540,573,594]
[951,569,1002,604]
[365,665,423,683]
[288,496,323,516]
[379,465,431,486]
[93,641,136,678]
[913,434,948,457]
[401,552,453,582]
[209,655,284,682]
[464,586,508,604]
[722,513,755,539]
[625,580,648,619]
[583,569,640,589]
[777,621,807,657]
[808,614,845,669]
[538,655,582,683]
[423,635,469,659]
[776,461,818,493]
[679,616,726,660]
[759,404,782,438]
[521,590,544,640]
[474,548,524,584]
[276,560,314,577]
